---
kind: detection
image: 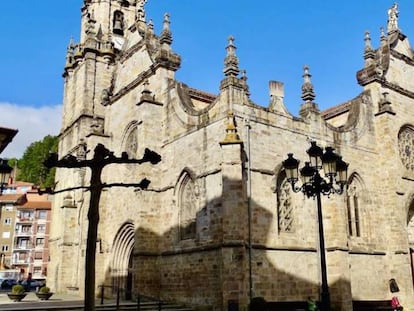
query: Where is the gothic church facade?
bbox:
[49,1,414,310]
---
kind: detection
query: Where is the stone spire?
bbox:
[223,36,240,77]
[148,19,154,34]
[241,69,250,97]
[364,31,375,66]
[160,13,173,46]
[220,111,242,145]
[299,65,319,117]
[364,31,372,50]
[65,37,76,70]
[387,3,399,34]
[301,65,315,102]
[136,0,148,22]
[380,27,387,46]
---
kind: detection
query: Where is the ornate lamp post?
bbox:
[0,159,12,195]
[282,141,348,311]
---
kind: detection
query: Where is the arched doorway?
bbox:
[406,198,414,287]
[111,222,135,300]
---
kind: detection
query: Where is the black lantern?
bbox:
[336,156,349,185]
[300,162,315,185]
[307,141,323,169]
[321,147,338,178]
[282,153,299,183]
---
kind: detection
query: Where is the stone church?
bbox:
[49,1,414,310]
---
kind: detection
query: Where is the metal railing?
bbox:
[98,285,165,311]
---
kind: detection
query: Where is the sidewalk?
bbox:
[0,291,83,310]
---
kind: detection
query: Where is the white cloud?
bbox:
[0,102,62,159]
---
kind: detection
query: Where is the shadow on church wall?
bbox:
[99,178,353,311]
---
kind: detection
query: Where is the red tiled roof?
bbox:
[321,101,352,120]
[0,194,25,203]
[19,201,51,209]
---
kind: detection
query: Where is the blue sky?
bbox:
[1,1,414,158]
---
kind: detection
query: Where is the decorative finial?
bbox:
[387,3,399,33]
[136,0,148,22]
[223,36,240,77]
[220,111,242,145]
[363,31,375,66]
[301,65,315,102]
[65,37,75,67]
[163,13,170,31]
[148,19,154,32]
[160,13,172,46]
[241,69,250,97]
[68,36,75,51]
[380,27,387,46]
[364,31,373,52]
[96,25,103,40]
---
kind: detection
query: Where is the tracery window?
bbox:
[125,127,138,158]
[346,174,364,237]
[178,173,197,240]
[398,126,414,171]
[277,173,294,233]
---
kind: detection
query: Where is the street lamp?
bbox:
[282,141,348,311]
[0,158,12,195]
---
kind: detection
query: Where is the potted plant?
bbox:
[7,284,27,302]
[35,286,54,300]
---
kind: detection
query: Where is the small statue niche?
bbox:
[113,11,125,36]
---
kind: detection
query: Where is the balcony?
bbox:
[13,244,33,251]
[15,230,33,237]
[11,258,30,265]
[16,217,34,223]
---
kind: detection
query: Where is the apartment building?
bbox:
[0,193,25,269]
[0,183,52,280]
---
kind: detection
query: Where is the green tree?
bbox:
[7,158,18,169]
[17,135,58,187]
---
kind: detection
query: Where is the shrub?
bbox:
[39,286,50,293]
[11,284,25,294]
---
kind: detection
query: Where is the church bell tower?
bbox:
[60,0,147,156]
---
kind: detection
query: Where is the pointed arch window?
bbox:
[346,174,364,237]
[125,127,138,158]
[178,173,198,240]
[276,172,295,233]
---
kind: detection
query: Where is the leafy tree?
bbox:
[17,135,58,188]
[7,158,18,169]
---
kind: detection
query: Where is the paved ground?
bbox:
[0,291,84,310]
